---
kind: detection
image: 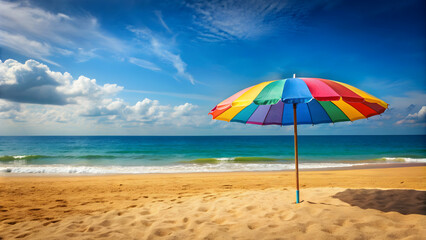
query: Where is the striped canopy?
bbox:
[209,78,388,125]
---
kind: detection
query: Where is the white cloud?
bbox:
[155,10,172,33]
[77,48,99,63]
[186,0,337,42]
[0,99,19,112]
[0,99,21,121]
[0,59,122,105]
[129,27,195,84]
[0,0,125,63]
[172,103,195,117]
[396,106,426,125]
[128,57,161,71]
[0,29,59,65]
[186,0,285,41]
[0,59,205,132]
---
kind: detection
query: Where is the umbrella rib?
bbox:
[361,102,381,118]
[318,100,335,124]
[244,104,260,124]
[353,103,374,119]
[306,102,314,125]
[262,105,273,125]
[330,101,352,122]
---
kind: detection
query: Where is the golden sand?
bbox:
[1,166,425,239]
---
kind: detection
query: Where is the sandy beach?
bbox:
[1,166,425,239]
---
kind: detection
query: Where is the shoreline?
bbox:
[1,162,425,178]
[1,166,425,190]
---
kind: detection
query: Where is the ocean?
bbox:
[0,135,425,175]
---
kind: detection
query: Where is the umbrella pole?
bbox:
[293,103,300,204]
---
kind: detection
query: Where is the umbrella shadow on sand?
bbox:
[332,189,426,215]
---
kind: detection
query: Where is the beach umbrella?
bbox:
[209,75,388,203]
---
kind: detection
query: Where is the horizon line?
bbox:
[0,134,424,137]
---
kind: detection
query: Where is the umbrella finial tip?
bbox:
[293,73,296,78]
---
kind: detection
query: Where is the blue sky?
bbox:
[0,0,425,135]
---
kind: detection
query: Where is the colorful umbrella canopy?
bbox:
[209,76,388,203]
[209,77,388,125]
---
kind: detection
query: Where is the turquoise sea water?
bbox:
[0,135,425,174]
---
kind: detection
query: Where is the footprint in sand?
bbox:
[140,210,150,215]
[213,218,226,224]
[163,220,176,224]
[195,219,205,224]
[197,206,208,212]
[15,233,30,239]
[85,226,96,232]
[247,222,259,230]
[280,212,296,221]
[140,220,153,227]
[99,220,111,227]
[245,205,256,211]
[153,228,172,237]
[29,208,41,211]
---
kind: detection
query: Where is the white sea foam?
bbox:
[1,156,424,175]
[0,162,367,175]
[379,157,426,163]
[215,157,236,161]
